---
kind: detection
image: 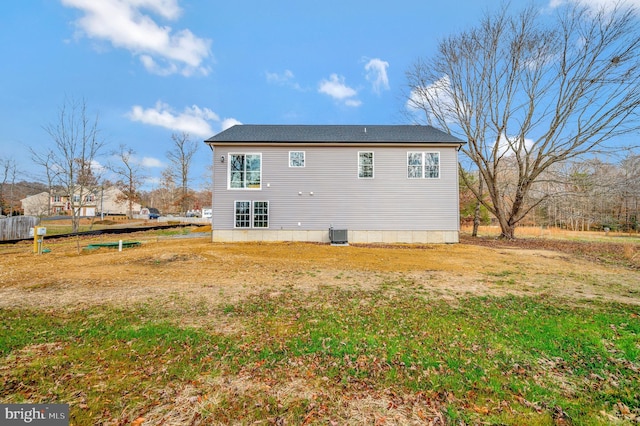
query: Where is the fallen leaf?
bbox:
[617,402,631,415]
[473,404,489,415]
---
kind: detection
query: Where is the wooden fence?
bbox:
[0,216,39,241]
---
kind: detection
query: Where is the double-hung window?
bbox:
[358,152,374,178]
[235,201,269,228]
[229,153,261,189]
[407,152,440,179]
[289,151,305,167]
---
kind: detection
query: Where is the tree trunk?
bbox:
[496,203,516,239]
[499,222,516,239]
[472,177,484,237]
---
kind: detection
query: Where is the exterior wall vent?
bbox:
[329,227,348,245]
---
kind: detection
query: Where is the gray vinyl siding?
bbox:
[212,145,460,231]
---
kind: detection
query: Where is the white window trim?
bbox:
[358,151,374,179]
[233,200,269,229]
[289,151,305,168]
[228,153,262,190]
[407,151,440,179]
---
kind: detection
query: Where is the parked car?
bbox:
[147,207,160,219]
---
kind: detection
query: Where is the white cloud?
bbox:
[266,69,294,84]
[493,133,535,157]
[407,74,458,123]
[364,58,390,94]
[144,176,161,187]
[221,118,242,131]
[91,159,105,173]
[266,69,302,90]
[61,0,212,76]
[318,74,361,107]
[548,0,640,11]
[141,157,164,168]
[107,152,164,170]
[128,101,239,137]
[140,55,178,76]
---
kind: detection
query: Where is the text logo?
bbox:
[1,405,69,425]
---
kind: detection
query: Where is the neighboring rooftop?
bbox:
[205,124,465,145]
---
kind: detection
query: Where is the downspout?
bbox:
[455,145,461,242]
[208,142,215,235]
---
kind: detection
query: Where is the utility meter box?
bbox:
[30,227,47,237]
[31,226,47,254]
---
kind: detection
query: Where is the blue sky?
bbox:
[0,0,632,189]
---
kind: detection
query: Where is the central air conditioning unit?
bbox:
[329,227,348,245]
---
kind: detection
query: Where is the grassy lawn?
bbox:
[2,287,638,424]
[1,230,638,424]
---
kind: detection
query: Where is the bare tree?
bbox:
[156,167,178,213]
[107,145,146,219]
[42,97,105,233]
[406,2,640,239]
[0,158,18,216]
[29,148,59,216]
[167,132,199,214]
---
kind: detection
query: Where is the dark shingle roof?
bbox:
[205,125,464,145]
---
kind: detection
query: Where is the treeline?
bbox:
[0,180,48,216]
[461,154,640,232]
[0,180,212,217]
[138,185,212,215]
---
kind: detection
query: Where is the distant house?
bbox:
[19,192,51,217]
[20,186,141,217]
[205,125,465,244]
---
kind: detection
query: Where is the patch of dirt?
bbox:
[460,234,640,269]
[1,232,639,316]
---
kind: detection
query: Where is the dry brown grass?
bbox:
[462,224,640,241]
[1,229,639,317]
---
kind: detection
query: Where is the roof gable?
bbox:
[205,125,465,145]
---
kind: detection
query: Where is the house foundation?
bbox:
[211,229,459,244]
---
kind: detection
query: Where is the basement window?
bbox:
[234,201,269,228]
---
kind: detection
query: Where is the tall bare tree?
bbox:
[167,132,199,214]
[42,97,105,233]
[107,145,146,219]
[0,157,18,216]
[406,2,640,239]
